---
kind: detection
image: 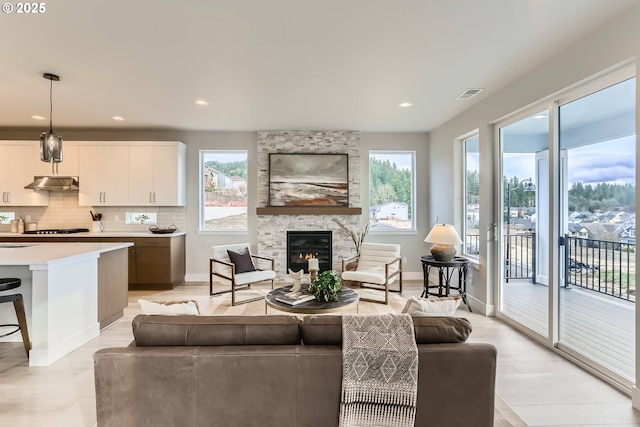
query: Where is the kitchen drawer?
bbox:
[136,237,171,248]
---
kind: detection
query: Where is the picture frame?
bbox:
[269,153,349,206]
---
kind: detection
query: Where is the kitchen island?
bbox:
[0,242,132,366]
[0,232,186,290]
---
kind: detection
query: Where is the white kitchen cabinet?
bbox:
[78,145,129,206]
[0,142,49,206]
[128,143,186,206]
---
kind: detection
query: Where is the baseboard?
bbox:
[632,387,640,410]
[467,294,495,316]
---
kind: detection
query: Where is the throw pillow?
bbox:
[227,247,256,273]
[401,296,462,316]
[138,299,200,316]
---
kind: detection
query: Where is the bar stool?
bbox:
[0,278,31,357]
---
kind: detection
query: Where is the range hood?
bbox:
[25,176,79,191]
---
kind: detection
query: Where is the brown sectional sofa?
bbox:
[94,315,497,427]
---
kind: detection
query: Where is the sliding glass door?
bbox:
[496,69,636,386]
[557,76,636,382]
[498,110,549,338]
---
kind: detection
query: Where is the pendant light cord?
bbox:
[49,78,53,132]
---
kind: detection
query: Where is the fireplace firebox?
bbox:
[286,231,332,273]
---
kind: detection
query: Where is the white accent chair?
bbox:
[341,242,403,304]
[210,243,276,306]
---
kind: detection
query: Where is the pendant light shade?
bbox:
[40,73,63,172]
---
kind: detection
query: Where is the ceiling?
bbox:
[0,0,636,132]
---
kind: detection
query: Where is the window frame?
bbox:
[198,149,249,234]
[368,150,417,234]
[462,134,480,258]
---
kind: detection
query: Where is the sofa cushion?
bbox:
[401,296,462,316]
[133,315,302,346]
[300,315,472,345]
[138,299,200,315]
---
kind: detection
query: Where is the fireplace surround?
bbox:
[287,231,332,273]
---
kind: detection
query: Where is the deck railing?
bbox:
[564,235,635,302]
[504,233,536,282]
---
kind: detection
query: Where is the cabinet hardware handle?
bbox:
[153,192,156,203]
[6,192,10,203]
[149,192,153,203]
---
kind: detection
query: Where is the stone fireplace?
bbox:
[256,130,362,276]
[286,231,332,273]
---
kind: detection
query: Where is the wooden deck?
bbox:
[502,280,635,380]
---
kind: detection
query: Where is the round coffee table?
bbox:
[265,285,359,314]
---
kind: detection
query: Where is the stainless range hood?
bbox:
[25,176,79,191]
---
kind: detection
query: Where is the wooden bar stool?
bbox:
[0,278,31,357]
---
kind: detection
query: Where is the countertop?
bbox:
[0,231,186,238]
[0,242,134,266]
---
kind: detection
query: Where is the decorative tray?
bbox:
[149,224,177,234]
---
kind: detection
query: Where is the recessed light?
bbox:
[398,102,413,108]
[112,116,125,121]
[195,99,210,106]
[31,115,46,120]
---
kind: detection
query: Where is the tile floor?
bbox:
[0,280,639,426]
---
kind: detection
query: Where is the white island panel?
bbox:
[0,242,131,366]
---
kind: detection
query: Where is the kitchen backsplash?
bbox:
[0,192,186,232]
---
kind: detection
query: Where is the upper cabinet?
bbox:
[0,142,49,206]
[78,145,130,206]
[78,141,185,207]
[128,143,186,206]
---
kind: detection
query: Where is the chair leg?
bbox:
[13,295,30,357]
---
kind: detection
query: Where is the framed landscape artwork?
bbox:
[269,153,349,206]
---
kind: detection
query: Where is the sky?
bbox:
[473,135,636,188]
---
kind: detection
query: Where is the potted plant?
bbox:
[308,270,342,302]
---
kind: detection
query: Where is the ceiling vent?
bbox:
[456,88,483,100]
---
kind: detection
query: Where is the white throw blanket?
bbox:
[340,314,419,427]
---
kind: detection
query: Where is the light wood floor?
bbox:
[0,280,639,426]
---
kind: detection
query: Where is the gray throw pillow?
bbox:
[227,247,256,273]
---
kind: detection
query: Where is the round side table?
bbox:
[420,255,471,312]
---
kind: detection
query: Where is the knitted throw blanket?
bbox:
[340,314,419,427]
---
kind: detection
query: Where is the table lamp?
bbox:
[424,224,463,262]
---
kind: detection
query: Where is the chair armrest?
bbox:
[251,254,275,271]
[210,257,235,281]
[385,256,402,280]
[342,254,360,272]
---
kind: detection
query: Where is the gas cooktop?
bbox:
[24,228,90,235]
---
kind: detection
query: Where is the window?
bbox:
[200,150,248,231]
[369,151,416,232]
[463,135,480,255]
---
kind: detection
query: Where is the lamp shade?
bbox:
[424,224,463,245]
[425,224,463,262]
[40,131,63,163]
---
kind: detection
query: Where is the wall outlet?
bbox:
[114,214,119,222]
[171,214,176,223]
[402,256,408,264]
[434,214,439,223]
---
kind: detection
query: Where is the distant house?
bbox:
[568,223,588,239]
[371,202,409,221]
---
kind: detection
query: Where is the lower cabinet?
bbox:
[97,248,129,329]
[101,235,186,290]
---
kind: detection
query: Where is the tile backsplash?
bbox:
[0,192,186,232]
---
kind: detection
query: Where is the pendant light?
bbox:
[40,72,63,174]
